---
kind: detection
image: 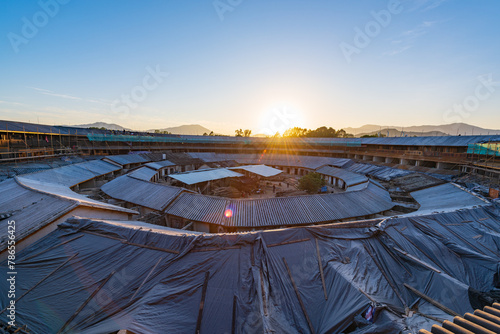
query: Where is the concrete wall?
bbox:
[194,221,210,233]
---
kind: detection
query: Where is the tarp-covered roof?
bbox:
[101,175,187,211]
[2,205,500,333]
[166,181,393,227]
[169,168,243,185]
[229,164,282,177]
[316,166,368,187]
[345,162,414,181]
[409,183,488,215]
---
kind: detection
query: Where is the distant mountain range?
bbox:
[71,122,130,131]
[360,129,449,137]
[70,122,212,135]
[344,123,500,136]
[147,124,212,135]
[69,122,500,137]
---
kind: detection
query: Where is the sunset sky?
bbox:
[1,0,499,135]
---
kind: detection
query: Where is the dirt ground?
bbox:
[243,179,342,199]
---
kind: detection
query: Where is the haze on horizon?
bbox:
[1,0,499,136]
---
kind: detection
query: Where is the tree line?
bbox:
[281,126,353,138]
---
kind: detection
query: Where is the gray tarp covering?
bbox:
[1,205,500,334]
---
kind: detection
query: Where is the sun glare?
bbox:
[257,105,306,136]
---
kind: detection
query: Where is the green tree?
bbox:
[243,129,252,137]
[361,133,386,138]
[281,126,353,138]
[235,129,243,137]
[297,172,326,194]
[307,126,337,137]
[282,127,308,137]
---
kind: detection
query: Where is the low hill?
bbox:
[359,128,448,137]
[345,123,500,136]
[71,122,129,131]
[147,124,211,135]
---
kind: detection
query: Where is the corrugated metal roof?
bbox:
[20,159,120,187]
[104,154,150,166]
[2,120,500,146]
[345,162,413,181]
[76,159,121,175]
[169,168,243,185]
[163,152,203,166]
[0,179,77,252]
[316,166,368,187]
[229,164,282,177]
[17,177,136,214]
[128,167,158,181]
[145,160,176,170]
[166,181,393,227]
[409,183,488,215]
[188,153,351,169]
[101,175,186,211]
[0,120,107,135]
[290,135,500,147]
[345,182,369,192]
[0,176,136,252]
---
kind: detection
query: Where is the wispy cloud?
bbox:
[400,20,436,39]
[26,86,111,105]
[41,91,82,100]
[404,0,449,12]
[27,86,82,100]
[0,100,27,106]
[421,0,448,11]
[384,21,438,56]
[26,86,52,93]
[384,45,413,56]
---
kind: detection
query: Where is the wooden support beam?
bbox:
[128,256,164,302]
[231,295,237,334]
[283,257,316,334]
[403,283,460,317]
[315,238,328,300]
[260,269,268,316]
[21,235,84,262]
[195,271,210,334]
[267,238,310,248]
[58,270,116,334]
[363,244,408,312]
[393,247,441,273]
[0,253,78,315]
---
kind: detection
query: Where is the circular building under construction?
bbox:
[0,121,500,334]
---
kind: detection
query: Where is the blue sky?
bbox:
[1,0,499,135]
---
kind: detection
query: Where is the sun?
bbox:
[257,104,306,136]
